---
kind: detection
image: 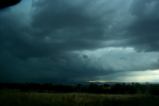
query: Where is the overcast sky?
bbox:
[0,0,159,83]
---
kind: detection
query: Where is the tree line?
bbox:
[0,83,159,95]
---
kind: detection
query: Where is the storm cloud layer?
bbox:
[0,0,159,83]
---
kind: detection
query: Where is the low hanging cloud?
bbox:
[79,47,159,72]
[0,0,159,83]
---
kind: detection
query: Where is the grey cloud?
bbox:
[31,0,108,52]
[0,1,108,82]
[0,0,159,83]
[128,0,159,51]
[81,48,159,73]
[0,52,106,83]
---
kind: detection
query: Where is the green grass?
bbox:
[0,90,159,106]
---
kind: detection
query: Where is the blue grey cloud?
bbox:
[0,0,159,83]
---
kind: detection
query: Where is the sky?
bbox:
[0,0,159,83]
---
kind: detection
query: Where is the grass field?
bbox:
[0,90,159,106]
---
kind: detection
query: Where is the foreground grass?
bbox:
[0,90,159,106]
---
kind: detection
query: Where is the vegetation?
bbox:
[0,83,159,106]
[1,83,159,95]
[1,90,159,106]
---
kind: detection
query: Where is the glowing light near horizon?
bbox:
[89,69,159,83]
[124,69,159,82]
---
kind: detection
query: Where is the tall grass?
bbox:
[0,90,159,106]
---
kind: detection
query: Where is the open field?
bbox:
[0,90,159,106]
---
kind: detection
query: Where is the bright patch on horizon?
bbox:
[89,69,159,83]
[123,69,159,82]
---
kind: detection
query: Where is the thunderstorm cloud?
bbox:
[0,0,159,83]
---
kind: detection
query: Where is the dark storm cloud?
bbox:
[0,5,106,83]
[31,0,108,51]
[128,0,159,51]
[0,0,159,83]
[0,0,102,83]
